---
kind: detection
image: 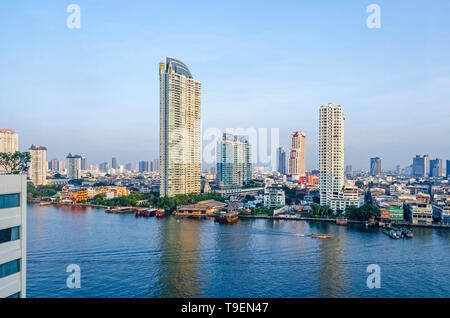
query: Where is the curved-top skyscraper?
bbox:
[159,57,201,197]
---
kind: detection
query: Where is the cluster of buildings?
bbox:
[56,185,130,203]
[368,179,450,225]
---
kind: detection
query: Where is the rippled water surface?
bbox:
[27,204,450,298]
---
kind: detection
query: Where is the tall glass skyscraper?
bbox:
[412,155,429,177]
[429,158,442,177]
[159,57,201,197]
[370,157,381,176]
[216,133,251,188]
[277,147,286,174]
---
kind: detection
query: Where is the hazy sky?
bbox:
[1,0,449,170]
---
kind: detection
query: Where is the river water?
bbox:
[26,204,450,298]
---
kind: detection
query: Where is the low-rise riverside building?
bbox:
[433,204,450,223]
[59,185,88,203]
[0,174,26,298]
[177,200,227,216]
[406,203,433,225]
[264,184,285,209]
[88,186,130,200]
[328,186,360,212]
[379,201,404,222]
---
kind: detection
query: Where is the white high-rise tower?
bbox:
[159,57,201,197]
[319,103,358,211]
[29,145,47,186]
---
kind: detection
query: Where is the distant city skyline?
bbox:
[1,1,449,170]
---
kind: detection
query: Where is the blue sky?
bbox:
[1,0,449,170]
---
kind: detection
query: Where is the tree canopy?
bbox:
[0,151,30,174]
[345,204,380,221]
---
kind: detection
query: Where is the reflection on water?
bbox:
[26,205,450,298]
[151,219,203,297]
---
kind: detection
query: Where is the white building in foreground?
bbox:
[0,174,26,298]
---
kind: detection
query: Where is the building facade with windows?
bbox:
[319,103,346,211]
[0,174,26,298]
[277,147,286,174]
[0,129,18,154]
[216,133,251,188]
[288,132,306,181]
[160,57,201,197]
[67,154,82,180]
[370,157,381,176]
[429,158,442,177]
[412,155,429,177]
[264,184,286,209]
[29,145,47,186]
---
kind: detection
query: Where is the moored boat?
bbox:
[216,211,239,224]
[336,218,348,225]
[155,209,165,218]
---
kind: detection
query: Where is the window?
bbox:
[0,193,20,209]
[0,226,20,244]
[0,259,21,279]
[7,292,20,298]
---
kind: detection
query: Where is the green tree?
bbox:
[0,151,31,174]
[345,204,380,221]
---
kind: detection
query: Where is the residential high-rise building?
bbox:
[396,165,401,175]
[288,132,306,181]
[0,174,27,298]
[81,157,88,171]
[58,160,65,174]
[0,129,18,154]
[277,147,286,174]
[139,161,150,173]
[151,159,160,172]
[216,133,251,188]
[111,157,117,170]
[159,57,201,197]
[319,103,358,211]
[412,155,429,177]
[67,154,82,180]
[370,157,381,176]
[50,159,58,172]
[29,145,47,186]
[429,158,442,177]
[0,129,19,172]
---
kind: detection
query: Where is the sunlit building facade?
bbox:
[29,145,47,186]
[159,57,201,197]
[0,129,18,154]
[288,131,306,181]
[0,174,27,298]
[319,103,356,211]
